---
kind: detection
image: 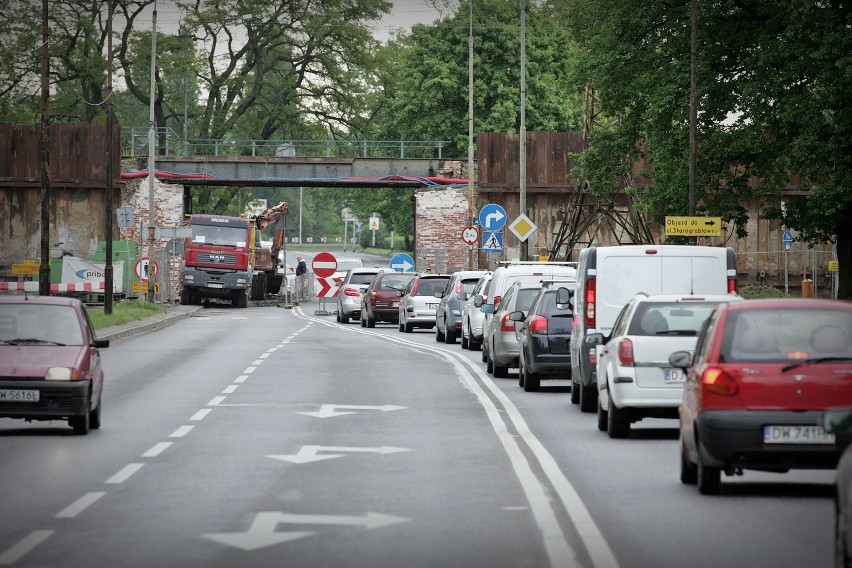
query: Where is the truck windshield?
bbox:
[191,225,247,247]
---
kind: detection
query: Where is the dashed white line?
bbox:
[251,360,264,366]
[190,409,211,421]
[244,366,257,373]
[222,385,239,394]
[234,375,248,383]
[105,463,145,484]
[207,396,226,406]
[55,492,105,519]
[142,442,173,457]
[170,425,194,438]
[0,530,54,566]
[259,353,270,359]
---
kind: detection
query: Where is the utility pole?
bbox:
[688,0,698,246]
[519,0,528,260]
[39,0,50,297]
[467,0,476,270]
[105,0,114,313]
[146,1,158,301]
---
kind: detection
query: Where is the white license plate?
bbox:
[426,303,438,309]
[763,425,836,445]
[391,302,399,308]
[664,368,685,383]
[206,283,224,289]
[0,389,40,402]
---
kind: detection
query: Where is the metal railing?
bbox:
[122,127,450,160]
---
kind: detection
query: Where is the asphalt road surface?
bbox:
[0,300,836,568]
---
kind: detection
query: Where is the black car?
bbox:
[513,285,574,392]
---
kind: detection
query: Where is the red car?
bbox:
[0,295,109,435]
[359,271,417,327]
[669,298,852,495]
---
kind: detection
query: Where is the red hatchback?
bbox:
[0,295,109,435]
[669,298,852,494]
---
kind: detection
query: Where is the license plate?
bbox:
[0,389,40,402]
[763,425,836,445]
[664,368,685,383]
[206,283,224,289]
[391,302,399,308]
[426,303,438,309]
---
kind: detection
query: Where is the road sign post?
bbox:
[312,252,337,316]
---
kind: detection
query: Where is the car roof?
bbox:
[723,298,852,311]
[0,295,80,307]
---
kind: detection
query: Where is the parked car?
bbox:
[587,293,742,438]
[360,271,417,327]
[461,272,492,350]
[482,283,544,377]
[336,267,390,323]
[435,270,488,344]
[514,285,575,392]
[669,298,852,495]
[0,295,109,435]
[398,274,451,333]
[571,244,739,414]
[823,409,852,568]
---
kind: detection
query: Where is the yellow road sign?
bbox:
[665,216,722,237]
[12,260,40,275]
[829,261,839,272]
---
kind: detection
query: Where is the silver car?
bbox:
[398,274,451,333]
[336,267,390,323]
[460,272,492,351]
[435,270,488,344]
[482,283,542,377]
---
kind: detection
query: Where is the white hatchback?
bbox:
[586,293,742,439]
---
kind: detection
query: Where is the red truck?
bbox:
[179,211,285,307]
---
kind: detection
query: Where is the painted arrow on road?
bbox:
[202,511,410,551]
[297,404,407,418]
[268,445,411,464]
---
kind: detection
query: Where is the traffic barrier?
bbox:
[0,281,105,292]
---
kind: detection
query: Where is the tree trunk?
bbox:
[836,203,852,300]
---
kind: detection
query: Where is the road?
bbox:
[0,299,836,568]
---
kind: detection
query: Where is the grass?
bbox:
[86,300,167,330]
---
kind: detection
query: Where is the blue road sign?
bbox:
[783,230,793,251]
[482,231,504,253]
[390,253,416,272]
[478,204,507,232]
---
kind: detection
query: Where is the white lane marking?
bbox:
[105,463,145,484]
[55,492,106,518]
[259,353,270,359]
[0,530,54,566]
[296,306,620,568]
[170,425,194,438]
[234,375,248,383]
[207,396,226,406]
[142,442,173,457]
[190,409,212,421]
[222,385,239,394]
[251,360,264,366]
[244,366,257,374]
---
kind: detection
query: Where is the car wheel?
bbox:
[485,354,494,374]
[680,436,698,485]
[596,396,607,431]
[579,381,597,413]
[340,314,349,324]
[571,377,580,405]
[518,359,526,388]
[70,404,90,435]
[90,395,102,430]
[360,315,366,327]
[470,336,481,351]
[835,498,850,568]
[697,453,722,495]
[399,321,405,332]
[444,328,456,344]
[607,401,630,439]
[494,362,509,378]
[367,315,376,328]
[523,360,540,392]
[404,322,413,333]
[461,326,469,349]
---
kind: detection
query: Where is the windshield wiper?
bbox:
[6,338,64,346]
[654,330,697,336]
[782,357,852,372]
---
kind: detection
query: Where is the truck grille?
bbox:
[198,253,238,266]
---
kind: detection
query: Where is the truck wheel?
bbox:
[251,273,267,301]
[233,289,248,308]
[180,288,192,305]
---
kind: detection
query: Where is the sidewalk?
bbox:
[98,303,204,342]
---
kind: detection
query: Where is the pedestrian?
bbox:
[295,256,307,276]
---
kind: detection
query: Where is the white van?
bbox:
[569,245,738,412]
[477,262,577,364]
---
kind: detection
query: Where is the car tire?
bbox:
[571,377,580,405]
[461,326,469,349]
[697,452,722,495]
[404,322,413,333]
[399,321,404,332]
[596,396,607,431]
[90,396,102,430]
[835,499,850,568]
[522,361,540,392]
[579,381,597,413]
[360,315,366,327]
[340,314,349,324]
[70,405,90,435]
[518,359,526,388]
[367,315,376,328]
[680,436,698,485]
[485,354,494,373]
[444,329,456,344]
[436,326,445,342]
[607,401,630,439]
[470,336,481,351]
[494,362,509,378]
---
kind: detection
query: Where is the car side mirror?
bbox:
[556,286,573,305]
[584,333,604,346]
[473,294,484,307]
[668,350,692,369]
[396,291,403,297]
[481,304,494,314]
[457,292,468,301]
[93,338,110,348]
[509,311,524,322]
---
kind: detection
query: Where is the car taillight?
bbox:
[343,287,360,297]
[529,315,548,335]
[701,368,738,396]
[493,295,502,308]
[369,292,377,307]
[455,281,463,294]
[727,278,738,294]
[584,278,596,327]
[411,281,419,295]
[589,349,597,365]
[500,313,515,332]
[617,339,634,366]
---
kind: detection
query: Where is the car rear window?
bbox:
[627,302,722,336]
[515,288,541,312]
[722,308,852,362]
[350,273,378,285]
[415,277,450,296]
[461,278,480,294]
[380,275,415,291]
[535,291,573,333]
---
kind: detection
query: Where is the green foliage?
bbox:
[738,285,785,300]
[87,300,167,330]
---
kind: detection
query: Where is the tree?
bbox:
[564,0,852,298]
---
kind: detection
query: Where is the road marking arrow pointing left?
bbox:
[268,445,411,464]
[297,404,407,418]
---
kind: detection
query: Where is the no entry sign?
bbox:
[312,252,337,278]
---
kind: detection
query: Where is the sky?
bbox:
[137,0,444,43]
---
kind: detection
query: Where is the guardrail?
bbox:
[122,127,450,160]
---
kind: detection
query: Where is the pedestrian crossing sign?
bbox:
[482,231,503,252]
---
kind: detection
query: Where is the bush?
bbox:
[738,285,785,299]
